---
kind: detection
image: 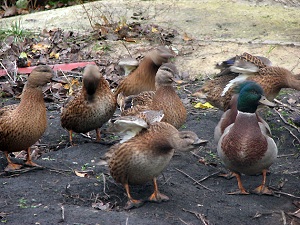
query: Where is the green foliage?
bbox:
[18,198,28,208]
[0,20,32,42]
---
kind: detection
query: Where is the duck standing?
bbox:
[118,63,187,129]
[61,64,116,145]
[0,65,54,171]
[107,112,206,209]
[217,81,278,194]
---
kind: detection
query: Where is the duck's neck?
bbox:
[135,57,159,87]
[232,111,264,137]
[17,85,46,112]
[148,123,176,154]
[286,73,300,90]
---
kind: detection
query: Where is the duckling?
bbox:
[196,52,300,111]
[107,117,205,209]
[217,81,277,195]
[0,65,54,171]
[114,46,174,97]
[118,63,187,129]
[60,64,116,145]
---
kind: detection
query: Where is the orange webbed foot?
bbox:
[227,189,250,195]
[4,163,23,172]
[218,171,235,179]
[24,160,42,168]
[124,199,144,210]
[148,192,169,203]
[252,185,273,195]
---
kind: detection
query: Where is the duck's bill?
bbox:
[259,95,276,107]
[193,139,208,146]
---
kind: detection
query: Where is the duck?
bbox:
[118,63,187,129]
[60,64,116,145]
[195,52,300,111]
[114,46,174,97]
[107,113,206,209]
[0,65,54,171]
[216,81,278,195]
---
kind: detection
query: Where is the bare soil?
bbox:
[0,1,300,225]
[0,85,299,225]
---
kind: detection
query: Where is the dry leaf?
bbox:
[183,32,193,41]
[194,102,214,109]
[151,27,158,33]
[92,202,110,210]
[49,52,60,59]
[288,98,297,104]
[51,83,63,90]
[32,42,50,52]
[74,170,94,178]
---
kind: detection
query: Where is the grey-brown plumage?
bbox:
[195,52,300,111]
[114,46,174,96]
[60,64,116,145]
[108,121,205,209]
[0,65,54,171]
[118,63,187,129]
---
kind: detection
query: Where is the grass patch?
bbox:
[0,20,33,42]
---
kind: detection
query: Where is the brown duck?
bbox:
[118,63,187,129]
[0,65,54,171]
[196,52,300,110]
[108,116,206,209]
[60,64,116,145]
[114,46,174,96]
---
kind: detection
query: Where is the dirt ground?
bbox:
[0,1,300,225]
[0,85,299,225]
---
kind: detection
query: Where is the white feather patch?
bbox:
[221,74,249,96]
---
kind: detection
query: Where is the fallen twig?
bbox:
[121,41,132,58]
[273,190,300,199]
[281,210,287,225]
[274,99,300,113]
[175,168,213,191]
[61,205,65,222]
[283,127,300,145]
[273,108,300,132]
[0,61,14,81]
[194,171,220,184]
[178,218,190,225]
[182,208,210,225]
[277,153,297,158]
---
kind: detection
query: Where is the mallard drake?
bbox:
[60,64,116,145]
[216,81,277,195]
[118,63,187,129]
[0,65,54,171]
[107,115,206,209]
[114,46,174,97]
[195,52,300,111]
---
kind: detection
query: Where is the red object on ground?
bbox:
[0,62,96,77]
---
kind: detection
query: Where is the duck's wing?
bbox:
[107,115,148,143]
[0,104,17,117]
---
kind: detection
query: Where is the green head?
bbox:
[237,81,275,113]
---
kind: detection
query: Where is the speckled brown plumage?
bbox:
[196,53,300,111]
[0,65,54,171]
[60,64,116,145]
[119,63,187,129]
[108,121,203,209]
[114,46,174,97]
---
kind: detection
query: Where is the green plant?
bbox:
[18,198,28,208]
[0,20,32,42]
[81,163,90,170]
